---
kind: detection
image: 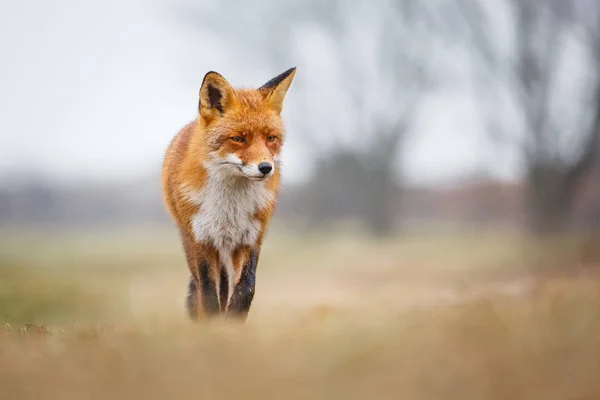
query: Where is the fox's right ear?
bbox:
[199,71,237,123]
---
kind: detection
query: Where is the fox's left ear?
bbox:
[258,67,297,114]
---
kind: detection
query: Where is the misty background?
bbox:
[3,3,600,398]
[1,0,599,236]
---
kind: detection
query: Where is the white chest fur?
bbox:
[184,175,274,254]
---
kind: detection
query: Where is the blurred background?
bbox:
[1,0,599,236]
[1,1,600,398]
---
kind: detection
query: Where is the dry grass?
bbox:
[0,226,599,399]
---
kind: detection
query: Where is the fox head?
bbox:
[198,67,296,181]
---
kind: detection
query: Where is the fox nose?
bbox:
[258,162,273,175]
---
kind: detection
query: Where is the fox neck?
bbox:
[186,163,274,253]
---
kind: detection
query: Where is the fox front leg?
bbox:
[185,276,199,320]
[181,236,221,319]
[226,250,258,320]
[187,251,222,319]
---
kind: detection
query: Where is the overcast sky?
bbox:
[0,0,520,188]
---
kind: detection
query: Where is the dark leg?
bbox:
[219,266,229,313]
[185,263,221,319]
[185,276,198,320]
[198,259,220,316]
[181,232,222,320]
[227,250,258,320]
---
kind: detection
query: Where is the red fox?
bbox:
[161,67,296,321]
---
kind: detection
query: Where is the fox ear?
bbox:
[258,67,296,114]
[199,71,237,123]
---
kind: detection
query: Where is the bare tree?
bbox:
[170,0,442,236]
[450,0,600,235]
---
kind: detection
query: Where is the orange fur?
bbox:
[161,68,296,320]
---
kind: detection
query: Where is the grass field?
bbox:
[0,225,599,399]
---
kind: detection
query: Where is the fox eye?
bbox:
[230,136,246,143]
[267,135,277,143]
